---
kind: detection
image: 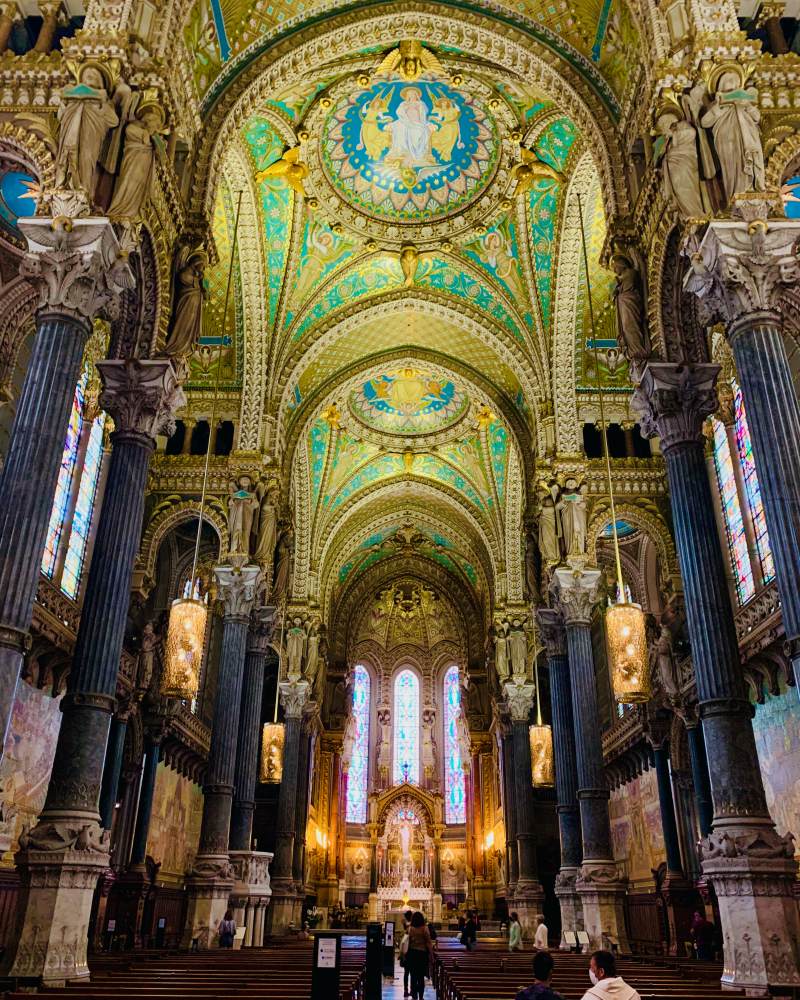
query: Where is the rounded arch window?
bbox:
[393,669,420,785]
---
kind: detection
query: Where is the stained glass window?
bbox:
[41,376,86,578]
[733,384,774,585]
[393,669,419,785]
[61,414,106,599]
[712,418,754,603]
[444,665,466,823]
[345,664,370,824]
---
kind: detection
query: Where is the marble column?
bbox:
[685,201,800,698]
[537,608,583,944]
[684,716,713,838]
[634,360,800,993]
[500,726,518,896]
[4,359,180,985]
[292,716,314,891]
[183,564,261,948]
[0,218,131,763]
[229,609,273,851]
[99,711,130,830]
[129,737,161,868]
[552,566,629,953]
[503,680,544,936]
[267,679,310,935]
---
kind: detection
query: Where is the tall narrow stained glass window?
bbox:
[345,664,370,823]
[444,666,466,823]
[712,417,754,603]
[733,383,774,585]
[61,413,106,599]
[393,669,420,785]
[42,375,86,578]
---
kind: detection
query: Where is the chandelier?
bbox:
[577,194,650,704]
[260,722,285,783]
[529,629,554,787]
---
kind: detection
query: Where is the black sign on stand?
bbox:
[382,920,395,977]
[311,933,341,1000]
[365,921,383,999]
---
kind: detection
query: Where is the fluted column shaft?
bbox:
[0,313,89,755]
[729,316,800,691]
[229,614,271,851]
[652,744,683,876]
[292,725,312,886]
[130,737,161,866]
[272,681,310,880]
[686,721,713,837]
[512,718,538,886]
[99,715,128,830]
[550,655,582,868]
[501,730,518,892]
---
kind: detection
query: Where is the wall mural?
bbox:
[608,768,666,888]
[146,762,204,877]
[752,682,800,860]
[0,682,62,862]
[350,368,469,436]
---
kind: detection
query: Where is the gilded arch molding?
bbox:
[138,499,228,586]
[586,501,678,578]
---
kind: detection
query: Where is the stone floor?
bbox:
[382,967,436,998]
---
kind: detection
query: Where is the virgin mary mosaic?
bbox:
[323,79,498,221]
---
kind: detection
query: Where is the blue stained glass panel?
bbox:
[444,665,466,823]
[733,384,774,586]
[61,414,105,599]
[393,669,419,785]
[713,418,754,604]
[41,376,85,579]
[345,665,370,823]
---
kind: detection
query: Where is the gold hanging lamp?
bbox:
[161,191,244,702]
[577,194,650,704]
[529,633,554,787]
[260,610,287,783]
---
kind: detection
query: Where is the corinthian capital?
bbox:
[19,217,134,323]
[683,206,800,331]
[551,566,603,627]
[503,680,535,722]
[97,359,186,440]
[536,607,566,659]
[279,679,310,719]
[213,565,262,622]
[632,362,720,453]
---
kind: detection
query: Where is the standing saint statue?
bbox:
[137,622,158,694]
[556,479,587,557]
[538,488,561,566]
[254,489,278,567]
[165,248,207,359]
[611,253,650,363]
[654,108,712,220]
[55,65,120,199]
[700,71,765,203]
[107,102,166,221]
[285,619,306,680]
[271,529,294,604]
[494,625,510,681]
[304,630,320,684]
[508,628,528,683]
[227,476,259,557]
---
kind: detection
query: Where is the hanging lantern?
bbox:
[607,601,650,703]
[529,723,555,787]
[260,722,285,783]
[161,597,207,699]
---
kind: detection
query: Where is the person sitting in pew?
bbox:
[581,950,641,1000]
[516,950,564,1000]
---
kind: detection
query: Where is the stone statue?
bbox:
[271,529,293,604]
[254,489,278,567]
[700,71,765,203]
[55,65,120,198]
[421,707,436,774]
[611,253,650,363]
[508,628,528,683]
[137,621,158,693]
[654,108,712,220]
[304,630,320,684]
[165,247,207,359]
[343,711,357,764]
[227,476,259,556]
[525,533,539,603]
[654,622,681,700]
[494,626,510,681]
[556,479,587,557]
[376,706,391,773]
[285,620,305,680]
[538,487,561,566]
[454,707,471,764]
[107,103,166,221]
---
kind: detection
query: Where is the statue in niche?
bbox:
[137,621,158,694]
[271,528,294,604]
[55,65,120,199]
[652,619,681,701]
[700,70,765,203]
[107,101,166,221]
[421,707,436,775]
[454,707,471,764]
[556,478,587,557]
[343,711,357,764]
[653,99,714,220]
[227,476,259,556]
[304,629,320,684]
[494,624,510,681]
[508,628,528,683]
[538,486,561,566]
[254,487,279,569]
[165,247,208,359]
[610,253,650,363]
[376,706,391,773]
[285,619,306,680]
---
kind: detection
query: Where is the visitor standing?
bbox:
[406,911,435,1000]
[509,911,523,951]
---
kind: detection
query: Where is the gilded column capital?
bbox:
[213,565,262,622]
[683,202,800,334]
[536,606,566,658]
[632,362,720,453]
[18,217,134,324]
[550,566,603,627]
[503,680,535,722]
[279,679,310,719]
[97,358,185,441]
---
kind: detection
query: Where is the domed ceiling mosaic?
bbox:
[349,368,470,436]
